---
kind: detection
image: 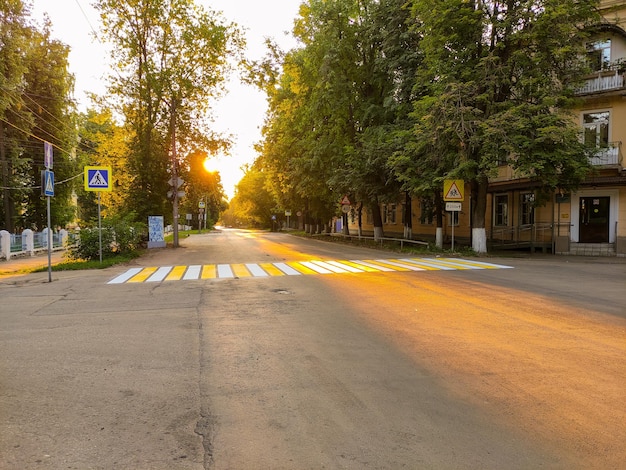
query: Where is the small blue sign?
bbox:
[43,170,54,197]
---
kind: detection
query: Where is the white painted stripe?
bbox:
[183,265,201,280]
[326,260,364,273]
[217,264,235,278]
[350,260,395,271]
[108,267,143,284]
[428,258,482,269]
[376,259,425,271]
[310,260,349,273]
[246,263,269,277]
[439,258,513,269]
[147,266,173,282]
[300,261,333,274]
[399,258,456,270]
[273,262,302,276]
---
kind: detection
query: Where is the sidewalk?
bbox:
[0,250,67,277]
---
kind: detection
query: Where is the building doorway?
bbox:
[579,196,610,243]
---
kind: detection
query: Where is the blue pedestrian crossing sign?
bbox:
[42,170,54,197]
[84,166,112,192]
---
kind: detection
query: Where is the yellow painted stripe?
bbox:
[231,263,252,277]
[286,261,318,275]
[259,263,285,276]
[165,265,188,281]
[128,267,158,283]
[201,265,217,279]
[363,259,411,271]
[340,260,382,272]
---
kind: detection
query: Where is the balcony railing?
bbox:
[576,69,625,95]
[589,141,623,167]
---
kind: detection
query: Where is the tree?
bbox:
[76,108,131,223]
[228,163,276,229]
[254,0,421,238]
[0,4,77,232]
[410,0,599,252]
[94,0,243,223]
[179,149,227,228]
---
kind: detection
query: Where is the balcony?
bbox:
[589,141,623,168]
[576,69,625,95]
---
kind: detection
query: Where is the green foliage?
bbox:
[0,3,78,232]
[228,165,276,228]
[37,252,142,272]
[405,0,599,250]
[69,213,146,261]
[254,0,422,230]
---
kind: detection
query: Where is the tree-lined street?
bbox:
[1,230,624,469]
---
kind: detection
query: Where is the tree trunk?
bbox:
[342,212,350,235]
[371,201,384,240]
[403,192,412,239]
[434,191,443,249]
[357,202,363,237]
[471,177,489,253]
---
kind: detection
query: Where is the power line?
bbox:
[74,0,102,43]
[0,172,84,191]
[0,117,72,155]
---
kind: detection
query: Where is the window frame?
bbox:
[582,109,610,149]
[494,194,509,227]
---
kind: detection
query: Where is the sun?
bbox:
[203,158,219,174]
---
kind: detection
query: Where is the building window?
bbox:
[586,39,611,71]
[583,111,610,148]
[383,204,397,224]
[520,193,535,225]
[420,199,434,225]
[495,194,509,226]
[366,208,373,225]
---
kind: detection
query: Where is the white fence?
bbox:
[0,229,73,260]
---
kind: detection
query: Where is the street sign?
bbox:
[446,202,462,211]
[42,170,54,197]
[341,204,350,214]
[44,141,53,169]
[444,180,464,201]
[168,176,184,188]
[84,166,112,192]
[340,195,351,205]
[198,201,206,209]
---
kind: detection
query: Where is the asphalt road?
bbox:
[1,229,624,469]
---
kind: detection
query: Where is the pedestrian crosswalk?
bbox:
[107,257,512,284]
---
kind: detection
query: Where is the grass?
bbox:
[32,251,144,273]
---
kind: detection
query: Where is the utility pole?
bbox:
[1,121,14,232]
[170,92,179,248]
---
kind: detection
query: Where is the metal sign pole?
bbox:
[452,211,455,252]
[47,195,52,282]
[98,191,103,263]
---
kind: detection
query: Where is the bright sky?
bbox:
[30,0,302,200]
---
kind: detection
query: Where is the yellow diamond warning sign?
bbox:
[443,180,464,201]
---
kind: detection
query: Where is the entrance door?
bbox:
[579,197,610,243]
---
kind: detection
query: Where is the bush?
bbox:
[69,214,146,261]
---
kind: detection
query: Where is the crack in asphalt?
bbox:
[194,285,215,469]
